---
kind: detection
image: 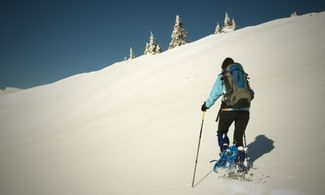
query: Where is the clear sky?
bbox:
[1,0,325,89]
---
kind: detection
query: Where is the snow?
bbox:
[0,12,325,195]
[0,87,20,95]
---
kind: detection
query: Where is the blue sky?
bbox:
[1,0,325,89]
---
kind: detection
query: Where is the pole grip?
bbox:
[202,111,206,121]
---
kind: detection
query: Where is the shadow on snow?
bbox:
[247,134,275,166]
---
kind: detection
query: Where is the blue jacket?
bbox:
[205,74,250,111]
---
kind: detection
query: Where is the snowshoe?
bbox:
[213,145,238,173]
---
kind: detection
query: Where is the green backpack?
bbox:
[222,63,254,109]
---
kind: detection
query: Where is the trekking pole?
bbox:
[192,111,206,188]
[243,132,249,165]
[243,132,247,148]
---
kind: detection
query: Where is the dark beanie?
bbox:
[221,57,234,70]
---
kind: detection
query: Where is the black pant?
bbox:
[217,111,250,147]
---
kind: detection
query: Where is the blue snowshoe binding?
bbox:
[213,145,238,172]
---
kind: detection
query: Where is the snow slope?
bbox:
[1,12,325,195]
[0,87,20,95]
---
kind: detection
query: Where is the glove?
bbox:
[201,102,208,112]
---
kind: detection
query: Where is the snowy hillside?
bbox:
[0,87,20,95]
[1,12,325,195]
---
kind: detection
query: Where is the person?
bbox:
[201,57,254,170]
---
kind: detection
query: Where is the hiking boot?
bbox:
[219,143,229,157]
[221,143,229,153]
[236,146,247,172]
[218,133,229,153]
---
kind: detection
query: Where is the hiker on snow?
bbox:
[201,57,254,169]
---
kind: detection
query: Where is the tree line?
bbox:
[127,12,237,60]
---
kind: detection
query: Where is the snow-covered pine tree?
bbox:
[222,12,236,33]
[168,15,188,49]
[144,32,162,55]
[214,22,222,34]
[231,18,237,30]
[291,11,298,17]
[144,43,149,55]
[155,44,162,54]
[224,12,232,27]
[129,47,135,60]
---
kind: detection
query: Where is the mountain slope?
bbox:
[0,87,20,95]
[0,12,325,195]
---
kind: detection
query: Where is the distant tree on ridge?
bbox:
[144,32,162,55]
[129,47,135,60]
[222,12,236,32]
[214,22,222,34]
[169,15,188,49]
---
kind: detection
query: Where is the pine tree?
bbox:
[155,44,162,54]
[224,12,232,27]
[214,22,222,34]
[231,18,237,30]
[144,32,162,55]
[129,47,135,60]
[222,12,236,32]
[144,43,149,55]
[168,15,188,49]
